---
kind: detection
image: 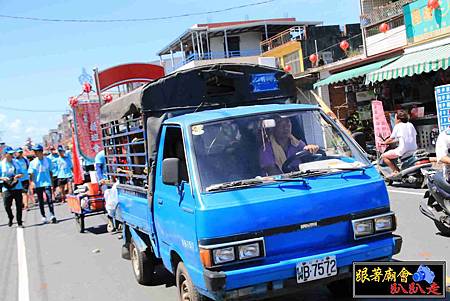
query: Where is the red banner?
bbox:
[372,100,392,153]
[73,101,103,164]
[71,127,84,185]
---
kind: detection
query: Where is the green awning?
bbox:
[313,57,399,89]
[366,43,450,84]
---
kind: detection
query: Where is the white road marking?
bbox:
[387,189,425,196]
[17,227,30,301]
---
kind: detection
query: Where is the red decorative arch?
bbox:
[95,63,165,92]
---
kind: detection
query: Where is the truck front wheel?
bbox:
[130,239,154,285]
[176,262,207,301]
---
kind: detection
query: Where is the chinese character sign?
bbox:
[73,101,103,164]
[435,84,450,132]
[371,100,392,153]
[353,261,446,298]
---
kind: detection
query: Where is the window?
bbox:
[283,51,301,74]
[163,127,189,183]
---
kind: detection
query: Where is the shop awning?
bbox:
[313,57,399,89]
[366,43,450,84]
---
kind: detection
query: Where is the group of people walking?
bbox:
[0,144,73,227]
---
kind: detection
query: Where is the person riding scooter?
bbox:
[435,127,450,181]
[419,127,450,236]
[381,110,418,178]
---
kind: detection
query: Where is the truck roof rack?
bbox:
[100,63,296,123]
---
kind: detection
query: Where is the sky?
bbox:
[0,0,361,147]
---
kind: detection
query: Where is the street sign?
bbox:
[434,84,450,132]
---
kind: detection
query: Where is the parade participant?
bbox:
[56,145,73,201]
[381,110,418,178]
[0,146,24,227]
[94,150,107,185]
[15,147,31,211]
[47,146,60,199]
[29,144,57,224]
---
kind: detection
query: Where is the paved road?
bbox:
[0,188,449,301]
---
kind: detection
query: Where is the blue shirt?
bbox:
[95,150,107,180]
[28,157,53,188]
[56,156,73,179]
[0,159,24,192]
[16,157,30,181]
[47,153,59,175]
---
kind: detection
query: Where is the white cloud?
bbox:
[8,118,22,132]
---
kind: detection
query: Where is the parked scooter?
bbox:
[374,140,431,187]
[420,168,450,236]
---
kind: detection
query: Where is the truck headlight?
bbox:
[353,220,374,238]
[374,215,394,232]
[213,247,235,264]
[199,238,265,268]
[238,243,260,260]
[352,212,396,240]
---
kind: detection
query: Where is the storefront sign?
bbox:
[372,100,392,153]
[404,0,450,44]
[73,101,103,165]
[435,84,450,131]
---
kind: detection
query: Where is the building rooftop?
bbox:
[157,18,322,56]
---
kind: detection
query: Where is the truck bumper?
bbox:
[203,236,401,300]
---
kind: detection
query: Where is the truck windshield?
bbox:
[191,109,369,192]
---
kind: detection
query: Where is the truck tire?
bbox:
[327,277,352,298]
[176,262,208,301]
[130,239,154,285]
[434,220,450,236]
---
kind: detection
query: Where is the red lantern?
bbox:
[428,0,439,9]
[309,54,318,65]
[104,94,113,103]
[284,65,292,72]
[82,82,92,93]
[340,40,350,52]
[69,96,78,108]
[379,23,389,33]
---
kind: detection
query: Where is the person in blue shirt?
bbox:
[55,145,73,202]
[47,146,60,199]
[15,147,31,211]
[95,150,107,183]
[28,144,57,224]
[0,146,25,227]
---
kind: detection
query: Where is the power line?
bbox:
[0,0,274,23]
[0,105,66,113]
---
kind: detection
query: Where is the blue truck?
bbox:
[99,64,402,300]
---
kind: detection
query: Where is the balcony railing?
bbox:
[360,0,414,28]
[261,26,307,53]
[169,49,262,72]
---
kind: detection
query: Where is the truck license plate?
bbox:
[296,256,337,283]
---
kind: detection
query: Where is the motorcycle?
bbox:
[374,135,431,187]
[420,168,450,236]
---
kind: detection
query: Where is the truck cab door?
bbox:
[153,125,197,268]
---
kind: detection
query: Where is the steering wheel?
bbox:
[281,148,326,173]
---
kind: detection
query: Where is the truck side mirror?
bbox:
[162,158,181,186]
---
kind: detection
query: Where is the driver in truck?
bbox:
[260,116,320,176]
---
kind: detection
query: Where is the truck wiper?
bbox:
[282,169,330,179]
[205,176,311,192]
[302,166,368,175]
[206,178,264,192]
